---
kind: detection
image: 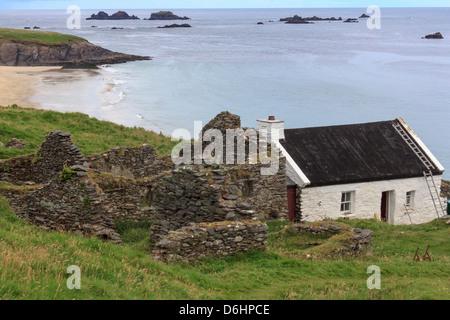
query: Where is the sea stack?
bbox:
[280,15,312,24]
[422,32,444,39]
[157,24,192,28]
[146,11,190,20]
[86,11,140,20]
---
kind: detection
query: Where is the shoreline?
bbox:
[0,66,62,108]
[0,64,163,135]
[0,66,113,117]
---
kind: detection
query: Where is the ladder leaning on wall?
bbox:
[392,121,446,218]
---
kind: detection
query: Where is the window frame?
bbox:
[340,191,354,213]
[406,190,415,208]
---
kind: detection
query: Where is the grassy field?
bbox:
[0,196,449,300]
[0,105,177,158]
[0,28,86,45]
[0,105,449,300]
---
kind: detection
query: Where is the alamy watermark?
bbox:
[171,121,281,176]
[66,5,81,30]
[67,265,81,290]
[366,265,381,290]
[366,5,381,30]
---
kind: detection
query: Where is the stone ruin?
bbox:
[152,220,269,263]
[284,221,373,258]
[0,112,288,262]
[5,138,25,149]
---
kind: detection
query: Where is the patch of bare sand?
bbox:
[0,66,62,107]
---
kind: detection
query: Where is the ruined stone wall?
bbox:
[1,119,289,250]
[288,222,373,257]
[149,167,233,243]
[87,145,174,179]
[152,220,268,263]
[0,154,35,185]
[34,131,85,182]
[244,157,287,221]
[0,131,84,185]
[92,172,155,222]
[3,165,121,243]
[149,159,287,243]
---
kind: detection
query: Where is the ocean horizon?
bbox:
[0,7,449,178]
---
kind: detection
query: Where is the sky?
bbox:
[1,0,449,10]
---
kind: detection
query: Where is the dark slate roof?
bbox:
[281,119,441,187]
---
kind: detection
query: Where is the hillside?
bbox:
[0,106,449,300]
[0,105,177,159]
[0,195,449,299]
[0,28,86,45]
[0,28,150,67]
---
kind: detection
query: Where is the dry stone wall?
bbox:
[87,145,174,179]
[4,165,122,243]
[149,159,287,243]
[92,172,155,222]
[0,131,84,185]
[289,222,373,257]
[152,220,268,263]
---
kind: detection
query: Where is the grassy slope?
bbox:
[0,28,86,45]
[0,197,449,300]
[0,106,449,300]
[0,105,177,158]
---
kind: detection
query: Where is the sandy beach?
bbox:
[0,66,62,108]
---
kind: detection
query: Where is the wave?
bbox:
[99,66,128,107]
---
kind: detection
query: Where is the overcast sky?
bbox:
[1,0,449,10]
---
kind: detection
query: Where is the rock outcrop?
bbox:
[86,11,140,20]
[0,34,150,67]
[146,11,190,20]
[280,15,312,24]
[280,15,341,24]
[359,13,370,18]
[6,138,25,149]
[157,24,192,28]
[344,18,359,23]
[302,16,342,21]
[423,32,444,39]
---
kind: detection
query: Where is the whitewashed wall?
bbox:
[300,175,445,225]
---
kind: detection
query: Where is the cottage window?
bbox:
[340,191,353,213]
[406,191,415,207]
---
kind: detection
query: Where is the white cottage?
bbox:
[257,117,446,225]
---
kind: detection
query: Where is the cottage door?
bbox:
[381,192,388,222]
[287,186,297,222]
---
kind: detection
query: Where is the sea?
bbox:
[0,8,449,177]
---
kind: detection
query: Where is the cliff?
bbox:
[0,28,150,67]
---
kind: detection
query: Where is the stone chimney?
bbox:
[256,116,285,143]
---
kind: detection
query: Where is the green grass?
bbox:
[0,105,178,159]
[0,28,86,45]
[0,193,448,299]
